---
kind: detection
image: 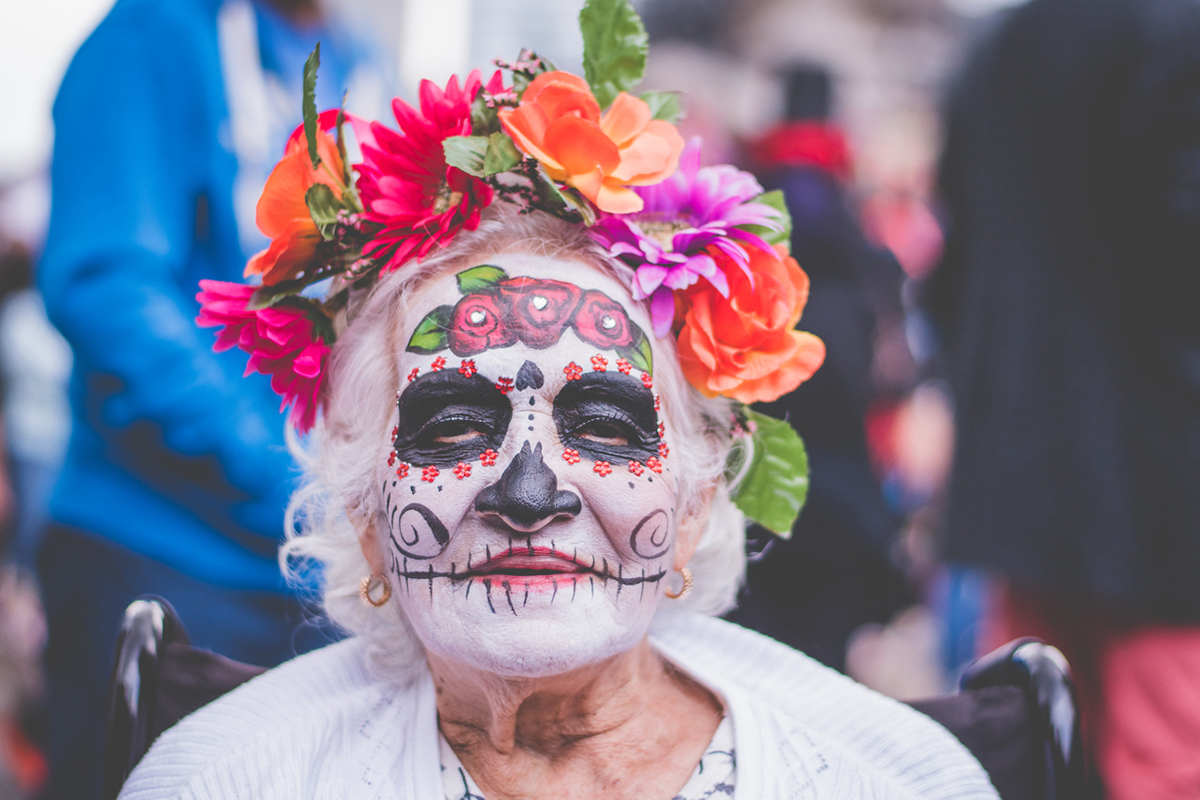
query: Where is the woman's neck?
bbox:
[429,638,723,799]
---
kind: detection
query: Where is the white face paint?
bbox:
[379,254,677,678]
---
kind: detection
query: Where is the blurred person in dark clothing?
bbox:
[929,0,1200,795]
[725,67,913,671]
[37,0,385,797]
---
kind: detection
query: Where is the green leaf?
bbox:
[732,410,809,537]
[483,132,523,175]
[508,48,557,96]
[443,135,489,177]
[641,90,684,123]
[580,0,648,108]
[471,93,501,135]
[738,190,792,251]
[305,183,340,240]
[302,43,321,170]
[455,264,508,293]
[406,305,454,353]
[620,331,654,374]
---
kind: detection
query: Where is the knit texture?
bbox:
[119,615,998,799]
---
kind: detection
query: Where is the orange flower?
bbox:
[676,246,825,404]
[498,71,684,214]
[245,129,345,285]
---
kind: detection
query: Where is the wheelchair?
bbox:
[102,596,1086,800]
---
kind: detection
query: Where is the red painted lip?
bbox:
[468,547,586,577]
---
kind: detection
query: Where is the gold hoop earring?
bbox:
[664,567,693,600]
[359,574,392,607]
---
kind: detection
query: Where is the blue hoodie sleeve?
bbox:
[40,4,296,541]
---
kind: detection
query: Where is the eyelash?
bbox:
[415,415,494,446]
[568,414,643,446]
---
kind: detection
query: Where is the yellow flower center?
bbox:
[636,218,690,248]
[433,182,464,215]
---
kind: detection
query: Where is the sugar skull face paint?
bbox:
[378,254,679,678]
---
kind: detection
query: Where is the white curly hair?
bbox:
[280,206,750,683]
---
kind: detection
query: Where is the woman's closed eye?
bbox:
[422,419,492,445]
[574,419,634,447]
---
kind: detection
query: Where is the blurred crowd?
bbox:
[2,0,1198,797]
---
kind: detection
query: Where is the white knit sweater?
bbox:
[119,614,999,799]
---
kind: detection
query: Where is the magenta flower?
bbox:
[196,280,330,433]
[590,138,784,337]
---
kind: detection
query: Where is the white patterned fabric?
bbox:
[119,615,1000,799]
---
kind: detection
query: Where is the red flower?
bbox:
[448,293,516,355]
[407,368,420,382]
[387,452,396,466]
[495,376,514,394]
[641,372,653,389]
[593,460,613,477]
[616,358,632,374]
[590,355,608,371]
[196,280,329,432]
[628,460,644,476]
[422,465,439,482]
[458,359,477,377]
[646,456,663,473]
[654,394,661,411]
[358,71,505,269]
[497,278,582,348]
[431,356,446,371]
[657,422,666,437]
[572,290,634,350]
[562,448,581,465]
[564,362,583,381]
[480,448,498,466]
[453,462,472,480]
[396,462,410,479]
[658,442,670,459]
[391,425,399,439]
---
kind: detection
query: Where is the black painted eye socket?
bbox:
[394,370,512,467]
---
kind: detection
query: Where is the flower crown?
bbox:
[197,0,824,536]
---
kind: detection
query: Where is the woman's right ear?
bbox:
[352,510,386,575]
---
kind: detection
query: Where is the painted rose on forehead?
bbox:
[406,265,653,373]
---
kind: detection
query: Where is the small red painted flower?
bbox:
[431,356,447,372]
[590,355,608,372]
[480,448,498,467]
[391,425,399,438]
[562,448,581,465]
[593,460,613,477]
[396,462,410,479]
[453,462,472,480]
[641,371,653,389]
[407,367,420,382]
[658,442,670,459]
[387,452,396,467]
[616,358,632,374]
[628,460,645,476]
[422,465,439,482]
[496,376,514,394]
[458,359,477,378]
[654,394,661,411]
[657,421,666,437]
[646,456,663,473]
[564,362,583,381]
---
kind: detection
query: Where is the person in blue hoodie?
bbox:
[36,0,386,796]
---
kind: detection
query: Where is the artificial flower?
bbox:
[675,246,825,404]
[591,138,783,337]
[497,277,583,348]
[357,71,504,269]
[498,71,684,214]
[196,280,330,432]
[244,127,345,286]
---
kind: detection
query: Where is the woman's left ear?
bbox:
[673,482,717,570]
[351,509,386,575]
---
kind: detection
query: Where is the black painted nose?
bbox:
[474,441,581,532]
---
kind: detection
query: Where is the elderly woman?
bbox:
[119,7,998,798]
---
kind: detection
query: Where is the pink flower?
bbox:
[196,280,330,433]
[357,71,505,269]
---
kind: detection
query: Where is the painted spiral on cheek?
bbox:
[390,502,451,560]
[629,508,670,559]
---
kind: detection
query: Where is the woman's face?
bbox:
[374,253,685,677]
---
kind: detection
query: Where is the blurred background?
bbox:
[4,0,1195,797]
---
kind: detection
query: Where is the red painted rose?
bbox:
[497,278,583,349]
[448,294,517,356]
[572,290,635,350]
